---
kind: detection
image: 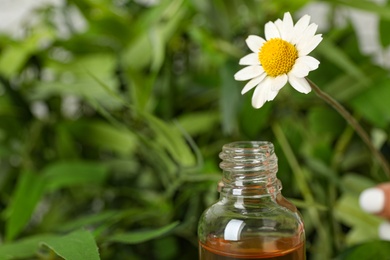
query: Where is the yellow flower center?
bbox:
[258,38,298,77]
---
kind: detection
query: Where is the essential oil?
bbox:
[199,236,304,260]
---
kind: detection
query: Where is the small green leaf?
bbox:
[56,211,120,233]
[42,161,108,191]
[150,26,165,72]
[379,18,390,47]
[317,39,369,84]
[41,229,100,260]
[109,221,179,244]
[287,198,328,211]
[0,26,54,77]
[308,106,344,137]
[341,174,376,194]
[144,114,195,167]
[350,77,390,128]
[335,0,390,20]
[122,0,186,71]
[31,54,120,109]
[334,194,382,243]
[0,234,56,259]
[239,94,272,138]
[5,171,46,241]
[336,241,390,260]
[56,124,79,159]
[69,120,138,156]
[177,111,219,136]
[0,44,31,77]
[220,63,240,135]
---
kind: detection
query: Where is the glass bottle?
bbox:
[198,141,305,260]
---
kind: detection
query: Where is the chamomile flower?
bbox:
[234,12,322,109]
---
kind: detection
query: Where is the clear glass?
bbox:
[198,141,305,260]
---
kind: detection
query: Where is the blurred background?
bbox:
[1,0,390,259]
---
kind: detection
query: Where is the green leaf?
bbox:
[350,77,390,128]
[4,161,108,241]
[126,70,157,111]
[336,241,390,260]
[308,106,344,138]
[334,193,382,244]
[122,0,186,71]
[239,95,272,139]
[41,229,100,260]
[0,234,56,259]
[144,114,195,167]
[379,18,390,47]
[153,237,179,260]
[341,174,376,194]
[287,198,328,211]
[56,124,79,159]
[5,171,46,241]
[0,44,31,77]
[177,111,220,136]
[334,0,390,20]
[108,221,179,244]
[220,63,240,135]
[0,230,99,260]
[0,26,54,77]
[56,211,120,233]
[150,26,165,72]
[31,54,121,109]
[323,65,387,102]
[42,161,109,191]
[317,39,369,84]
[69,120,138,156]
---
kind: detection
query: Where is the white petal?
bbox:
[299,34,323,56]
[246,35,266,53]
[303,23,318,38]
[267,89,279,101]
[296,56,320,70]
[289,62,310,78]
[281,12,294,41]
[283,12,294,26]
[234,66,263,81]
[239,53,259,65]
[251,79,270,108]
[306,23,318,38]
[275,19,283,36]
[296,23,318,48]
[264,77,280,101]
[290,14,311,44]
[271,74,288,92]
[251,77,281,108]
[265,21,280,40]
[241,72,266,94]
[295,24,318,50]
[288,75,312,94]
[294,14,311,32]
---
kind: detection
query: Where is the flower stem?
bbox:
[306,77,390,179]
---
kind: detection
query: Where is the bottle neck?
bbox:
[218,141,281,202]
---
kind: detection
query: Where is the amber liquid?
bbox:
[199,237,304,260]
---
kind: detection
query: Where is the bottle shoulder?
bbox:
[198,197,305,246]
[200,195,303,223]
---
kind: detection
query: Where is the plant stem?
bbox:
[306,77,390,179]
[272,123,332,258]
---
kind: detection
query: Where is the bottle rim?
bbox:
[221,141,274,153]
[219,141,277,172]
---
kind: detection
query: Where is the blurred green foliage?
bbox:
[0,0,390,259]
